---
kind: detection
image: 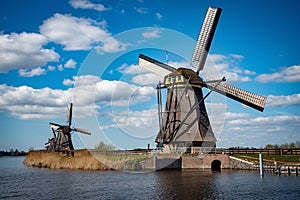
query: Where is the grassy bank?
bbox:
[24,149,154,171]
[24,149,110,170]
[90,151,154,170]
[233,154,300,165]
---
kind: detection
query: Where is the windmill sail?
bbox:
[206,82,266,112]
[49,122,62,129]
[67,103,73,126]
[73,127,91,135]
[138,54,175,76]
[50,127,56,138]
[191,7,222,73]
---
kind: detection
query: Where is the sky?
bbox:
[0,0,299,151]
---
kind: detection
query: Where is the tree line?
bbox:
[264,141,300,149]
[0,149,27,156]
[94,142,116,152]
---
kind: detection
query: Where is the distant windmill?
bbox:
[45,103,91,154]
[138,7,266,153]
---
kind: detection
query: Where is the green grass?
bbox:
[92,152,153,164]
[103,153,153,161]
[90,151,155,170]
[98,153,153,170]
[233,154,300,164]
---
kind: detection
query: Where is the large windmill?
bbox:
[45,103,91,154]
[138,7,266,153]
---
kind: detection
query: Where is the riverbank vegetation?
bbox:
[264,141,300,149]
[24,149,110,170]
[24,142,154,171]
[91,142,153,170]
[233,154,300,164]
[228,140,300,150]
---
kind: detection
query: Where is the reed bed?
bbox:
[24,149,110,170]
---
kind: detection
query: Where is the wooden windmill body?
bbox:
[156,68,216,152]
[139,7,267,153]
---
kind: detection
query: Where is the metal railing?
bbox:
[89,148,300,156]
[221,148,300,155]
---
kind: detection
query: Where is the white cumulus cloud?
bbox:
[219,111,300,148]
[142,28,161,39]
[0,84,72,119]
[95,80,155,106]
[168,61,190,69]
[96,36,129,54]
[66,75,156,106]
[225,112,250,120]
[228,115,300,126]
[266,93,300,107]
[0,32,60,73]
[69,0,110,11]
[255,65,300,83]
[0,75,156,119]
[132,73,162,86]
[64,58,77,68]
[203,54,253,83]
[18,67,46,77]
[40,13,126,52]
[113,109,157,128]
[117,63,147,75]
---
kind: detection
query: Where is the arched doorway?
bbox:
[211,160,221,171]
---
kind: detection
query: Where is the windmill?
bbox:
[45,103,91,154]
[138,7,266,153]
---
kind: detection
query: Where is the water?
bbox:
[0,157,299,199]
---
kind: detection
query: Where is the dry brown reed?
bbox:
[23,149,110,170]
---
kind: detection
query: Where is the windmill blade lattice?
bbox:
[206,82,266,112]
[191,7,222,73]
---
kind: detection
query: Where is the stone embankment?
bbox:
[24,150,261,171]
[229,156,254,170]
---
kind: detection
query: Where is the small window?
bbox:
[168,78,172,83]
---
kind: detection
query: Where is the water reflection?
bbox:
[154,170,221,199]
[1,157,299,200]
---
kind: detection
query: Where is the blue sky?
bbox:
[0,0,299,151]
